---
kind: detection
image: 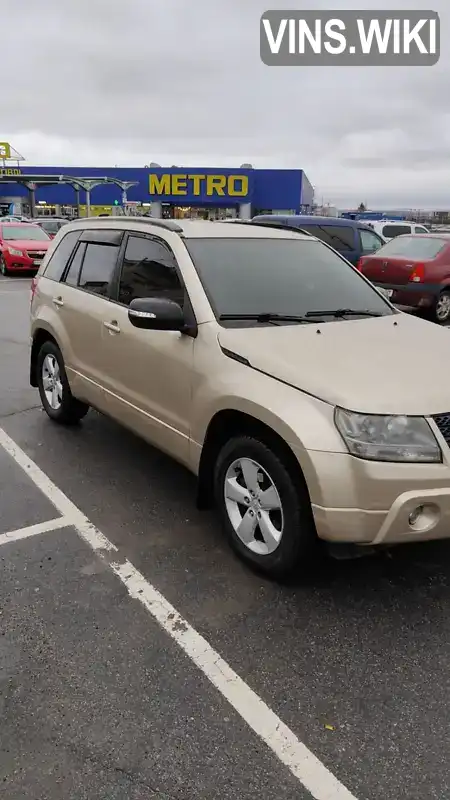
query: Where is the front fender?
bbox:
[190,358,347,473]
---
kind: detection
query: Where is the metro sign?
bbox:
[0,142,11,159]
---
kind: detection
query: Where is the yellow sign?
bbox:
[0,167,21,176]
[79,205,113,216]
[0,142,11,159]
[149,173,249,198]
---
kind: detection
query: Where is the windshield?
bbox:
[376,236,447,259]
[1,225,50,241]
[185,238,393,325]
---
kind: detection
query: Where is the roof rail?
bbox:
[70,216,184,233]
[227,219,312,236]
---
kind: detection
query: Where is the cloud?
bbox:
[1,0,449,208]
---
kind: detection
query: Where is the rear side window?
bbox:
[377,236,447,259]
[78,243,120,296]
[382,224,411,237]
[297,224,355,251]
[42,230,80,281]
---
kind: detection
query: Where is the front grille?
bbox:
[432,413,450,445]
[26,250,45,259]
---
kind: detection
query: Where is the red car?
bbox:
[0,223,51,275]
[357,233,450,324]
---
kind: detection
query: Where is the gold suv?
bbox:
[30,217,450,579]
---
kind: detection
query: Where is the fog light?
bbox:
[407,503,440,532]
[409,506,423,526]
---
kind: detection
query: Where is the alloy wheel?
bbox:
[42,354,63,410]
[224,457,284,555]
[436,293,450,322]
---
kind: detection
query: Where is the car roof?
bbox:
[36,217,66,222]
[63,217,313,241]
[254,214,363,226]
[0,221,39,226]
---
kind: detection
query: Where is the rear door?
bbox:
[295,223,358,263]
[52,228,124,408]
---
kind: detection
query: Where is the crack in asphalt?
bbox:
[0,404,41,420]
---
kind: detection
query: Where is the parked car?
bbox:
[0,223,51,275]
[357,233,450,324]
[33,217,69,238]
[367,220,429,240]
[29,218,450,580]
[0,215,31,222]
[251,214,385,265]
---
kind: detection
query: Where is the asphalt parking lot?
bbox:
[1,276,450,800]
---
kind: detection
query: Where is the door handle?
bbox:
[103,320,121,334]
[52,297,64,308]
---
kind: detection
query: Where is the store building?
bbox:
[0,164,314,218]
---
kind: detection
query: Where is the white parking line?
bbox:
[0,517,69,547]
[0,426,358,800]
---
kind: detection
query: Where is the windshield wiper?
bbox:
[305,308,384,318]
[219,313,313,324]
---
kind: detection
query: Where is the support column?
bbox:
[85,189,91,217]
[24,182,37,218]
[75,189,81,218]
[239,202,251,220]
[150,202,162,218]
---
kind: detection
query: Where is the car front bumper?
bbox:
[299,447,450,547]
[3,252,45,271]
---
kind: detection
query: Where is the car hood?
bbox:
[217,314,450,415]
[4,239,49,249]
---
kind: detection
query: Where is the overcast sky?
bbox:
[3,0,449,209]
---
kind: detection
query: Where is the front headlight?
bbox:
[334,408,441,463]
[8,247,22,256]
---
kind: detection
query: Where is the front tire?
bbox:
[36,341,89,425]
[214,436,318,580]
[0,256,9,276]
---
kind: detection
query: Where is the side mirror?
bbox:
[128,297,185,331]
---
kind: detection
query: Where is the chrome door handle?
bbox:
[103,321,121,334]
[52,297,64,308]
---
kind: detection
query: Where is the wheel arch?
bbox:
[196,408,311,510]
[30,327,59,387]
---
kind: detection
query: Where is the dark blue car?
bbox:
[251,214,385,266]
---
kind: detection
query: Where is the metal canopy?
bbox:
[0,174,139,217]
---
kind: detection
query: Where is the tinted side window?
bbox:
[117,235,184,307]
[359,228,384,253]
[78,243,119,296]
[64,242,87,286]
[415,226,428,234]
[298,224,355,251]
[43,230,80,281]
[382,224,411,237]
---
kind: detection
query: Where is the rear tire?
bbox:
[214,435,319,580]
[36,341,89,425]
[433,290,450,324]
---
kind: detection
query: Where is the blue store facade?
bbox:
[0,165,314,218]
